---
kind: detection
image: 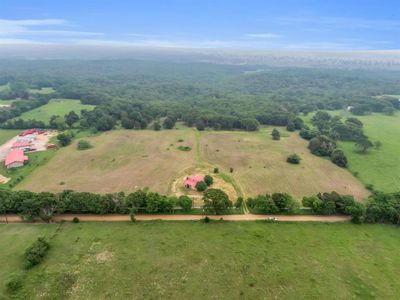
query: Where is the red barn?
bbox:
[184,175,204,190]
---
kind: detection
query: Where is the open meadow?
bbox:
[18,99,95,123]
[338,112,400,192]
[16,127,368,200]
[1,222,400,299]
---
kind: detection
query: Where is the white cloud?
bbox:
[245,33,282,38]
[0,18,102,37]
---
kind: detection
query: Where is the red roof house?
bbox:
[5,149,28,169]
[184,175,204,190]
[11,141,32,149]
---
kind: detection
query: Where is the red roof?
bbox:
[185,175,204,189]
[12,141,32,148]
[5,149,28,166]
[19,129,37,136]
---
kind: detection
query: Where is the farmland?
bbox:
[304,110,400,192]
[1,222,400,299]
[338,112,400,192]
[0,129,22,145]
[16,127,368,200]
[18,99,95,123]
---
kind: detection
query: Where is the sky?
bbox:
[0,0,399,50]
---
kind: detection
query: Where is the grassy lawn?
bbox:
[338,112,400,192]
[16,128,368,201]
[0,129,21,145]
[28,87,55,95]
[303,110,400,192]
[1,222,400,299]
[18,99,95,123]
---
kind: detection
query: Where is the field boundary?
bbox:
[0,214,351,223]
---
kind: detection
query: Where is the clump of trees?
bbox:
[203,188,232,215]
[57,133,72,147]
[246,193,299,214]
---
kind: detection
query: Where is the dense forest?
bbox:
[0,59,399,131]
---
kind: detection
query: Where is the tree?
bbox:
[203,188,232,215]
[57,133,72,147]
[204,175,214,186]
[355,138,373,153]
[375,140,382,149]
[163,117,176,129]
[195,181,208,192]
[64,111,79,128]
[308,135,336,156]
[286,121,295,132]
[287,154,301,164]
[330,149,348,168]
[383,106,396,116]
[178,195,192,211]
[271,128,280,140]
[152,121,161,131]
[196,121,205,131]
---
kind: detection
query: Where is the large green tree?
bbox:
[203,188,232,215]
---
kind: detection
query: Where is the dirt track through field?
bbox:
[0,214,351,223]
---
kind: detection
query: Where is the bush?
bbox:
[57,133,72,147]
[271,128,280,140]
[23,237,50,269]
[196,181,208,192]
[77,139,93,150]
[213,168,219,174]
[177,146,191,151]
[204,175,214,186]
[331,149,348,168]
[130,212,136,222]
[72,217,80,223]
[202,216,210,223]
[5,273,24,294]
[287,154,301,164]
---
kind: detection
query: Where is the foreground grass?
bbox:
[1,222,399,299]
[18,99,95,123]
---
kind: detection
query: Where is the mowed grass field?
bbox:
[338,112,400,192]
[304,110,400,192]
[1,222,400,299]
[201,128,368,200]
[17,130,197,194]
[16,128,368,200]
[0,129,21,145]
[18,99,95,123]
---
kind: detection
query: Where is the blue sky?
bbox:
[0,0,399,50]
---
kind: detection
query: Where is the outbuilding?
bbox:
[5,149,28,169]
[184,175,204,190]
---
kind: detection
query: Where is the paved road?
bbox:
[0,214,351,223]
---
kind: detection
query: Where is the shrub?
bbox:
[229,167,234,173]
[5,273,24,294]
[271,128,280,140]
[177,146,191,151]
[204,175,214,186]
[213,168,219,174]
[72,217,80,223]
[287,154,301,164]
[77,139,93,150]
[196,181,208,192]
[331,149,348,168]
[23,237,50,269]
[57,133,72,147]
[202,216,210,223]
[130,212,136,222]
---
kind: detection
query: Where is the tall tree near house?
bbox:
[203,188,232,215]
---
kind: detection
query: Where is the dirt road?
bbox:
[0,214,351,223]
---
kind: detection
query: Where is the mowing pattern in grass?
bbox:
[17,99,95,123]
[201,128,369,200]
[1,222,400,299]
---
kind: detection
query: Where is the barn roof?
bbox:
[5,149,28,166]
